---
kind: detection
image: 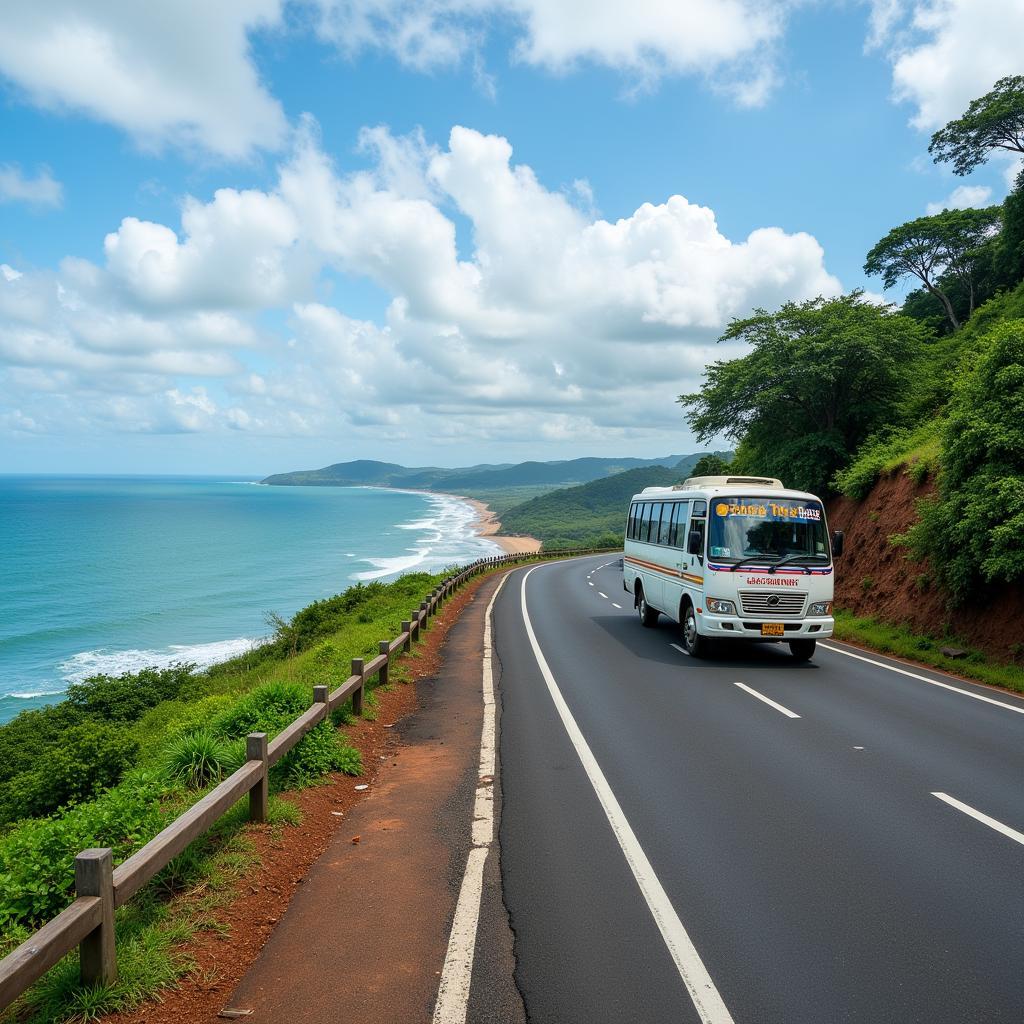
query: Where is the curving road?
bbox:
[489,554,1024,1024]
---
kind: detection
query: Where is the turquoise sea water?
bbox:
[0,477,500,723]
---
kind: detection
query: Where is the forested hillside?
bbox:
[499,452,731,547]
[262,454,685,491]
[681,76,1024,625]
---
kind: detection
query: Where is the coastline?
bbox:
[461,496,542,554]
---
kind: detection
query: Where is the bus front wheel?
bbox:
[636,587,659,627]
[790,639,816,661]
[680,603,707,657]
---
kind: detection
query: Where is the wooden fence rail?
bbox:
[0,546,616,1011]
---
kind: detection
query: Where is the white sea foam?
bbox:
[353,491,500,582]
[7,688,66,700]
[353,549,430,581]
[59,635,264,683]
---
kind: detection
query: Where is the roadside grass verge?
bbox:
[832,609,1024,695]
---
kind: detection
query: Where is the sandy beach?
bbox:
[463,497,542,554]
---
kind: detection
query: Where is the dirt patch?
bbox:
[828,469,1024,662]
[102,575,490,1024]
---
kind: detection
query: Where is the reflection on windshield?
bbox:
[709,498,829,563]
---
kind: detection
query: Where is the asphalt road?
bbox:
[489,554,1024,1024]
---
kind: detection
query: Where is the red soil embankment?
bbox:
[827,469,1024,663]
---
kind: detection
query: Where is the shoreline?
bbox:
[459,496,542,555]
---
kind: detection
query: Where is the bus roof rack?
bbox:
[678,475,785,488]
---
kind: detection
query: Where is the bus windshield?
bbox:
[708,497,829,564]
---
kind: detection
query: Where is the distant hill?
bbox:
[499,452,733,547]
[261,455,687,491]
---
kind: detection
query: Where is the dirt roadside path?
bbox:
[220,568,525,1023]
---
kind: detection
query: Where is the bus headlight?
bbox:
[808,601,833,616]
[706,598,736,615]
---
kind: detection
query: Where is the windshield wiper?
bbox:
[766,554,827,574]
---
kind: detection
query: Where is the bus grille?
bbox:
[739,591,807,617]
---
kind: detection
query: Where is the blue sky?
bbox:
[1,0,1021,474]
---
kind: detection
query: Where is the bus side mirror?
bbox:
[832,530,844,557]
[687,531,702,555]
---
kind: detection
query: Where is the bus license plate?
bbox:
[761,623,785,637]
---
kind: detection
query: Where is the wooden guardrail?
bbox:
[0,545,616,1011]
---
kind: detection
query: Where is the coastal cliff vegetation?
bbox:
[0,571,448,1022]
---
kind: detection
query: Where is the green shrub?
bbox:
[833,420,942,498]
[159,730,243,790]
[210,682,361,789]
[0,722,139,826]
[0,772,172,931]
[274,722,362,789]
[903,319,1024,600]
[65,664,196,723]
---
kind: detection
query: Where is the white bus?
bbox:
[622,475,843,660]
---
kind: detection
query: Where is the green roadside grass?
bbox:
[832,609,1024,696]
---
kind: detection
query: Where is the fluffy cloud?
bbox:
[0,1,287,158]
[925,183,994,215]
[313,0,789,103]
[871,0,1024,131]
[0,123,840,450]
[0,1,795,160]
[0,164,63,207]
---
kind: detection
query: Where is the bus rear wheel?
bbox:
[680,603,707,657]
[789,639,816,661]
[636,587,659,627]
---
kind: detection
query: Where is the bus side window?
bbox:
[639,503,653,542]
[647,503,663,543]
[626,503,637,539]
[670,501,688,547]
[658,503,673,545]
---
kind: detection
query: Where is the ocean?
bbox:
[0,477,501,724]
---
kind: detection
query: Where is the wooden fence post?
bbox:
[76,849,116,988]
[247,732,269,823]
[401,621,412,653]
[420,600,428,624]
[352,659,365,716]
[378,641,390,687]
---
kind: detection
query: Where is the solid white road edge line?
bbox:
[520,565,736,1024]
[432,571,509,1024]
[931,792,1024,847]
[733,682,801,720]
[819,642,1024,715]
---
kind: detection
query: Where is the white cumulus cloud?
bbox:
[870,0,1024,131]
[0,1,287,159]
[0,123,841,450]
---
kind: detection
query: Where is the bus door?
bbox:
[663,501,688,619]
[681,499,707,603]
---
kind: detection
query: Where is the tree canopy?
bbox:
[929,75,1024,176]
[678,293,928,495]
[864,207,1001,330]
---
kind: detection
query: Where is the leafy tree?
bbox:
[865,208,1002,330]
[929,75,1024,175]
[690,454,732,477]
[679,293,929,495]
[902,319,1024,600]
[994,168,1024,289]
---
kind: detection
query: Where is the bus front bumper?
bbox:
[700,614,834,640]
